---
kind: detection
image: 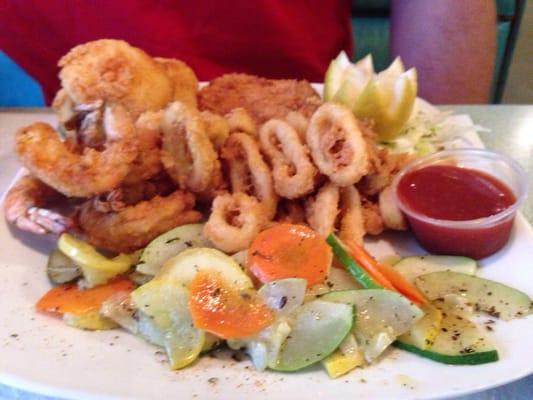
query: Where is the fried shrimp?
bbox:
[361,197,385,235]
[203,192,264,253]
[338,186,365,245]
[222,133,278,219]
[161,102,219,193]
[201,111,230,150]
[224,108,257,136]
[259,119,317,199]
[93,175,176,213]
[16,103,138,198]
[79,190,202,253]
[52,91,106,148]
[379,186,407,231]
[307,103,369,187]
[153,57,198,109]
[52,89,76,136]
[4,175,76,235]
[59,40,174,119]
[198,73,322,124]
[305,182,340,238]
[123,111,163,185]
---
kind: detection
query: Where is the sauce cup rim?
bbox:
[391,148,529,229]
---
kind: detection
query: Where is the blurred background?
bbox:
[0,0,531,106]
[502,0,532,103]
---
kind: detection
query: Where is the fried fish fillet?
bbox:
[198,73,322,124]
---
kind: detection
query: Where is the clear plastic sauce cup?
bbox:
[391,148,528,259]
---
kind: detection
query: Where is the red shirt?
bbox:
[0,0,352,103]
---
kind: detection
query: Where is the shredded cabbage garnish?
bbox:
[381,99,487,155]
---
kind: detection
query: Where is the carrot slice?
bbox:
[248,223,332,287]
[344,240,396,291]
[188,271,274,339]
[343,239,426,305]
[36,277,134,315]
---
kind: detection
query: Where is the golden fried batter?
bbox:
[198,73,322,124]
[357,119,413,196]
[154,57,198,109]
[79,190,202,253]
[16,104,138,198]
[59,39,174,118]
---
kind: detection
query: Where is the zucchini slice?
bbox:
[321,289,423,362]
[394,256,477,284]
[271,300,354,372]
[47,248,82,284]
[157,248,253,290]
[415,271,531,320]
[395,312,498,365]
[137,224,210,276]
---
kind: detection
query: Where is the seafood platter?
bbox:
[0,40,532,399]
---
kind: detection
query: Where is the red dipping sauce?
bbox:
[393,149,527,259]
[397,165,516,221]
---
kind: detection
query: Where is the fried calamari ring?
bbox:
[305,182,340,238]
[379,186,407,231]
[161,102,219,193]
[201,111,230,150]
[79,190,202,253]
[203,192,265,253]
[338,186,365,245]
[222,133,278,220]
[153,57,198,109]
[224,108,257,136]
[123,111,163,185]
[284,111,309,143]
[259,119,317,199]
[307,103,369,187]
[59,40,173,119]
[305,182,365,241]
[195,157,227,204]
[16,103,138,198]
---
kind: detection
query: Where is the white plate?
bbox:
[0,183,532,400]
[0,98,531,399]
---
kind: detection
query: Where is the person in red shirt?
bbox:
[0,0,495,104]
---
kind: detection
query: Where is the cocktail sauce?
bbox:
[397,165,517,259]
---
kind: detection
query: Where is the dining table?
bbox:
[0,105,531,400]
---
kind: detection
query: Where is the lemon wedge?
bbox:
[324,52,418,140]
